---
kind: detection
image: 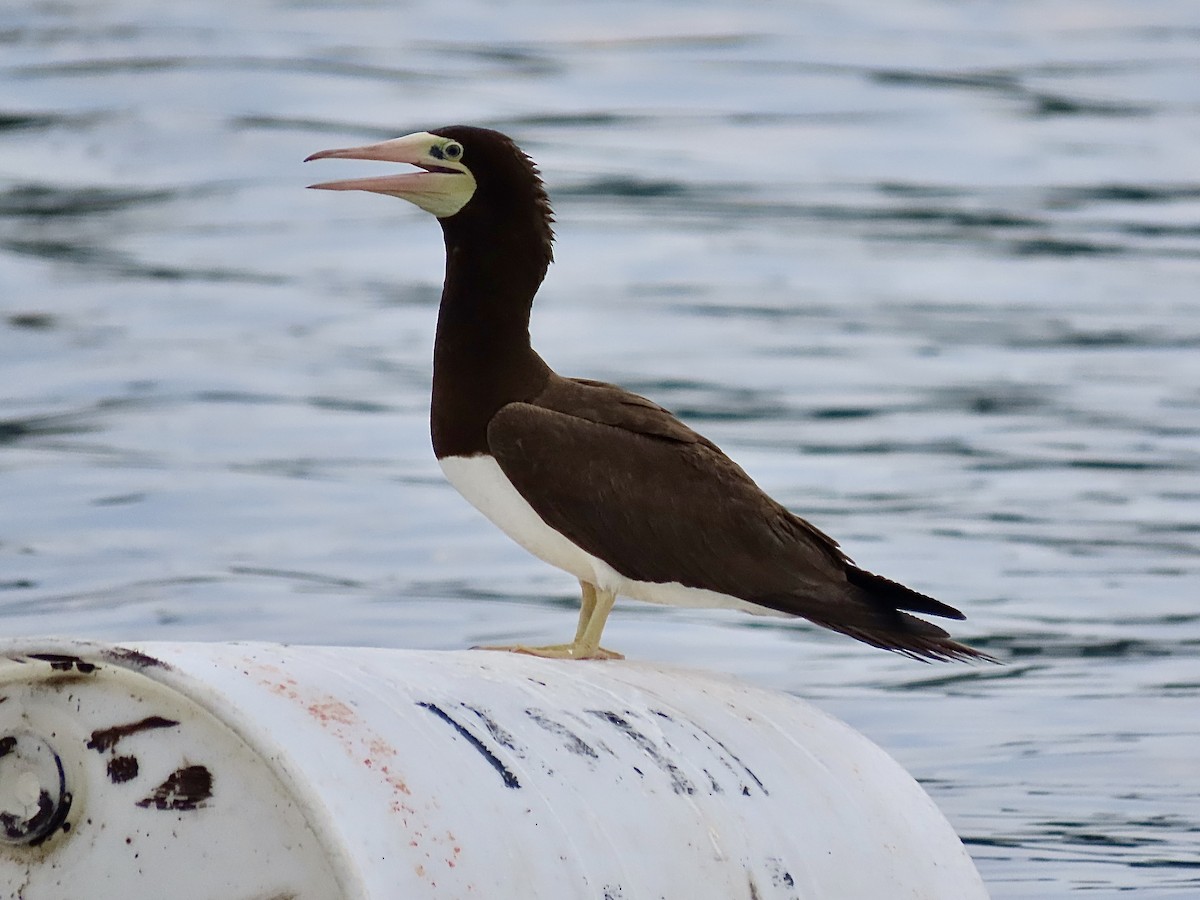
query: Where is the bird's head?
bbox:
[306,126,554,257]
[305,128,475,217]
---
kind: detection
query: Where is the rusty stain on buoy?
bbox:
[135,764,213,811]
[87,716,179,753]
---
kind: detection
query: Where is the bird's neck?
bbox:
[430,227,553,458]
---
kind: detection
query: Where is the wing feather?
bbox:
[484,376,991,662]
[487,378,847,598]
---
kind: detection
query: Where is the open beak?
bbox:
[305,133,447,195]
[306,131,475,217]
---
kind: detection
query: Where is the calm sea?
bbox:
[3,1,1199,895]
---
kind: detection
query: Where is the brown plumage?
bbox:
[307,124,993,662]
[487,376,989,662]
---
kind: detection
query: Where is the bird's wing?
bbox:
[487,377,993,662]
[486,377,850,600]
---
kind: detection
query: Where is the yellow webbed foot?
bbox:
[472,582,623,660]
[472,643,624,661]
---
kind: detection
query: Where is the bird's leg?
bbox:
[573,585,619,659]
[572,580,598,643]
[473,580,623,660]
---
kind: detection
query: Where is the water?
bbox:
[3,1,1199,895]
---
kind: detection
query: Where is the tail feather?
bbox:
[757,567,995,663]
[812,611,996,663]
[846,565,966,620]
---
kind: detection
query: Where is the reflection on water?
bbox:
[3,1,1200,895]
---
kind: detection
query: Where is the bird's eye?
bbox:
[442,141,464,161]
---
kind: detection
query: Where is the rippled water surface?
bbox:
[3,1,1200,895]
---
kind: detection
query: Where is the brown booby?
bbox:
[306,126,990,663]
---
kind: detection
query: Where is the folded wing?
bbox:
[487,377,990,661]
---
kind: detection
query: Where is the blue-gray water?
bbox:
[3,1,1199,895]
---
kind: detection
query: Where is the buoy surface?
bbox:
[0,640,988,899]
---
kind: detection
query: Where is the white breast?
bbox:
[438,454,599,582]
[437,454,784,616]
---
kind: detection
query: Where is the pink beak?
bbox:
[305,133,444,195]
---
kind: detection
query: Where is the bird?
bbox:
[305,125,991,663]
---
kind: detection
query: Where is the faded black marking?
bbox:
[588,710,695,795]
[525,708,599,758]
[661,712,767,796]
[107,755,139,784]
[718,742,766,796]
[748,874,762,900]
[702,767,723,793]
[87,715,179,752]
[136,764,212,810]
[463,704,524,757]
[418,702,520,789]
[29,653,97,674]
[766,856,795,889]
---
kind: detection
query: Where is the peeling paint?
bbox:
[100,647,167,669]
[107,755,140,784]
[87,716,180,752]
[136,764,213,811]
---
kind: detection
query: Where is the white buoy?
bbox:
[0,640,988,899]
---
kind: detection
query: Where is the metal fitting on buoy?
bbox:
[0,732,71,847]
